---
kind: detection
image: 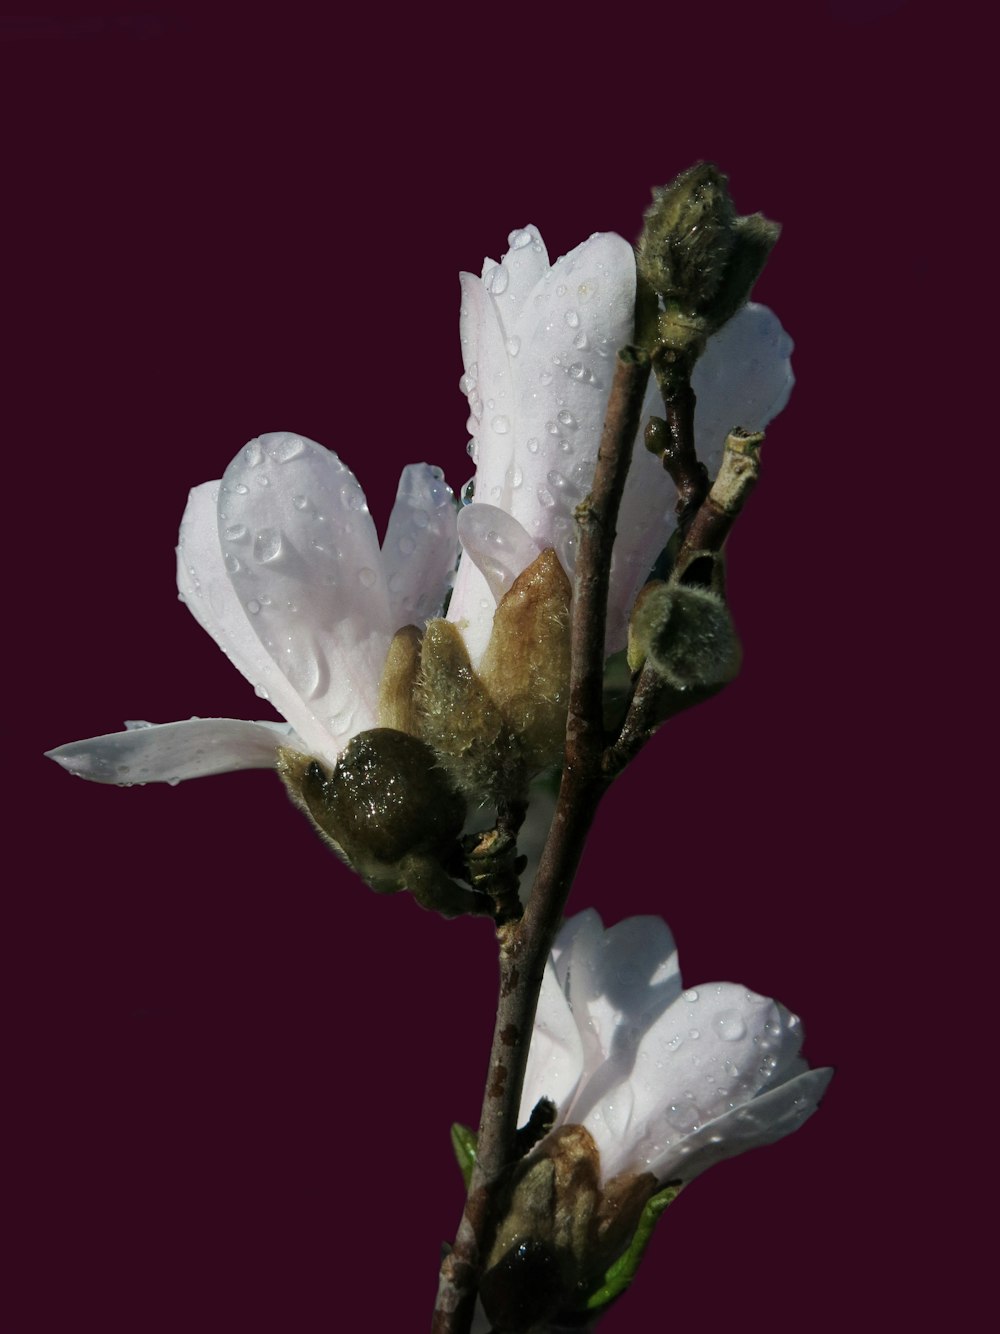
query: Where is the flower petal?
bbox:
[45,717,296,785]
[380,463,458,628]
[609,303,795,654]
[480,224,551,335]
[519,955,585,1125]
[178,481,345,765]
[591,982,806,1178]
[455,503,542,605]
[217,433,389,755]
[644,1065,834,1184]
[504,232,637,566]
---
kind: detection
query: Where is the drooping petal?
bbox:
[177,481,345,765]
[217,433,389,756]
[380,463,459,628]
[644,1065,833,1184]
[519,955,585,1125]
[590,982,806,1179]
[45,717,296,785]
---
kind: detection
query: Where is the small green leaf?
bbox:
[585,1183,682,1312]
[450,1123,478,1188]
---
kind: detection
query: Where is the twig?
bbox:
[431,348,651,1334]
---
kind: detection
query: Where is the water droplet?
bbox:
[573,330,589,350]
[568,362,586,381]
[253,528,283,563]
[254,683,270,699]
[536,485,555,508]
[269,435,306,463]
[225,523,249,541]
[713,1009,748,1042]
[234,483,249,496]
[555,283,567,296]
[461,478,475,504]
[557,409,577,429]
[492,415,510,434]
[564,309,580,328]
[358,567,377,588]
[505,335,521,356]
[546,470,569,491]
[485,264,509,295]
[398,534,416,556]
[292,494,309,511]
[256,474,270,487]
[507,464,523,488]
[243,439,264,467]
[526,438,539,454]
[539,370,554,386]
[246,598,261,615]
[508,227,533,250]
[224,553,241,574]
[688,1028,700,1040]
[166,776,181,788]
[683,988,699,1003]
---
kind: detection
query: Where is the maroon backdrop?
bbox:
[8,4,949,1332]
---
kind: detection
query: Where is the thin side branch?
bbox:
[432,348,650,1334]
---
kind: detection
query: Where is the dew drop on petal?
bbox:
[713,1010,748,1041]
[224,553,240,574]
[508,228,533,250]
[292,494,309,511]
[564,309,580,329]
[485,265,509,295]
[526,438,539,454]
[269,435,306,463]
[358,567,377,588]
[243,439,264,467]
[557,409,577,429]
[537,486,556,508]
[539,370,554,386]
[568,363,586,381]
[505,336,521,356]
[247,599,261,615]
[492,415,510,434]
[225,523,249,541]
[461,478,475,504]
[253,528,283,563]
[683,989,699,1003]
[398,534,416,556]
[234,483,249,496]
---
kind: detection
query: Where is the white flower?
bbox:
[447,224,794,664]
[47,224,793,789]
[46,434,458,784]
[520,910,832,1185]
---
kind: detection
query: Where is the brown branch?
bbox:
[649,346,709,534]
[432,348,651,1334]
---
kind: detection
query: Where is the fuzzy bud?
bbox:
[627,580,742,689]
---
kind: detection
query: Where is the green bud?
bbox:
[628,580,742,689]
[276,730,468,906]
[637,162,780,352]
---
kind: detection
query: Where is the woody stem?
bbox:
[432,348,651,1334]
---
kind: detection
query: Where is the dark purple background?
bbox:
[7,4,953,1331]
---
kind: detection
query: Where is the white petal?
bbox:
[445,556,497,668]
[45,717,296,785]
[455,503,542,604]
[590,982,805,1178]
[380,463,458,628]
[565,915,682,1111]
[483,224,551,336]
[518,956,585,1126]
[505,232,637,567]
[691,302,795,470]
[177,481,345,765]
[217,433,388,755]
[609,303,795,655]
[645,1066,833,1184]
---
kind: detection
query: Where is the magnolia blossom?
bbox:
[520,910,832,1185]
[46,223,792,788]
[448,224,793,663]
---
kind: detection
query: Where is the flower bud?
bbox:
[276,729,465,895]
[637,162,780,353]
[627,580,742,689]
